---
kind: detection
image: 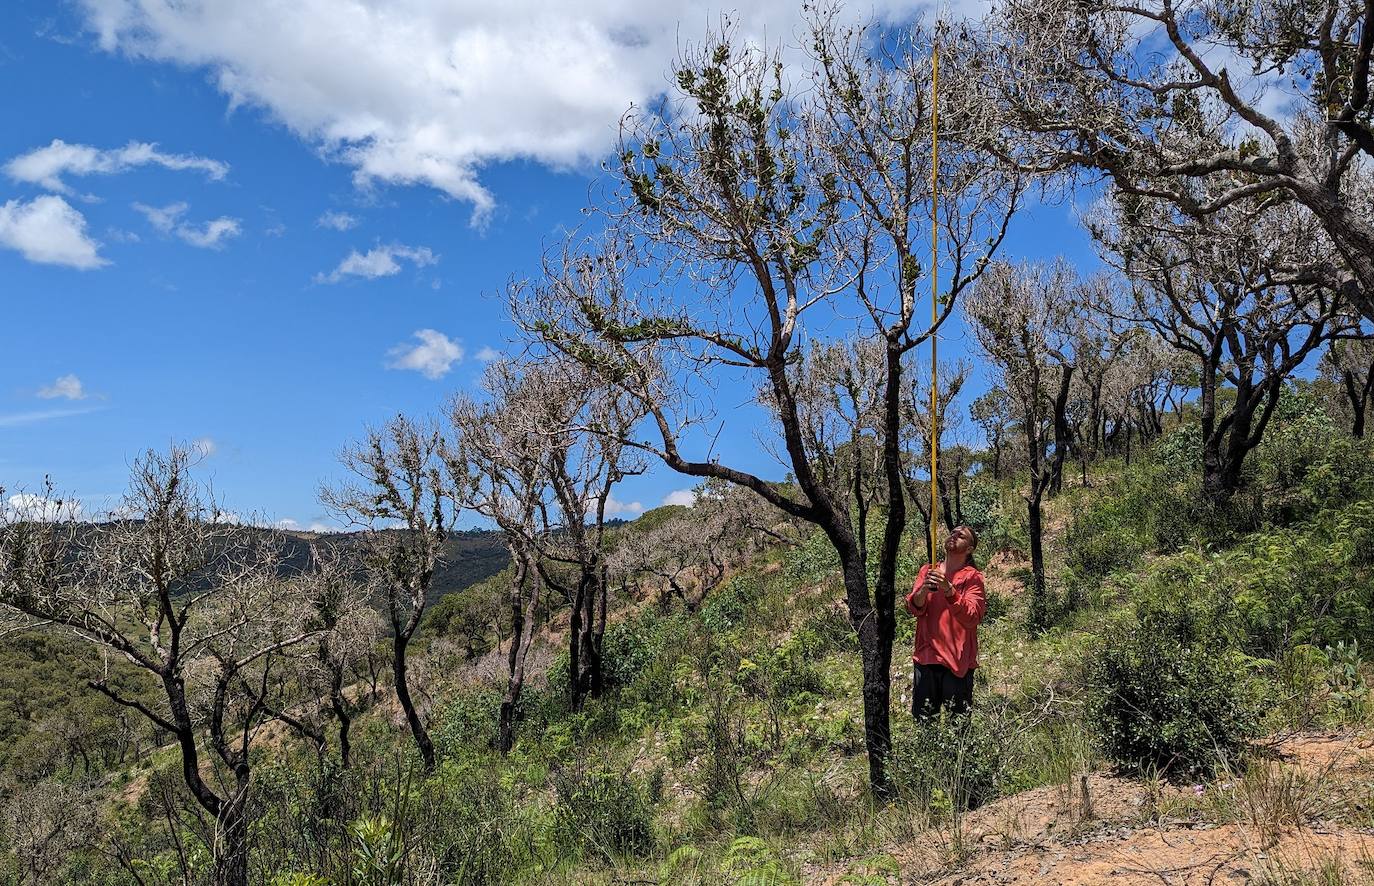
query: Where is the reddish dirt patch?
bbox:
[806,730,1374,885]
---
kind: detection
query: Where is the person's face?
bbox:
[944,526,975,557]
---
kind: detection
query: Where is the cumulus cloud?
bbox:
[605,496,645,517]
[192,436,217,457]
[178,216,240,248]
[5,139,228,193]
[4,493,82,522]
[315,243,436,283]
[475,345,500,362]
[133,201,241,248]
[37,374,88,400]
[662,488,698,508]
[76,1,927,222]
[317,210,358,230]
[386,329,463,380]
[0,195,107,268]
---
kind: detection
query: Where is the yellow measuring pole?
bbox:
[928,42,940,566]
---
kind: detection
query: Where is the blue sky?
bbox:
[1,0,1095,530]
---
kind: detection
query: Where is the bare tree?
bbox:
[271,552,383,771]
[901,358,974,559]
[517,15,1018,796]
[610,477,798,613]
[0,450,322,886]
[322,416,456,772]
[536,362,647,710]
[973,0,1374,320]
[1087,193,1354,501]
[1,780,99,885]
[448,359,552,752]
[966,260,1082,626]
[970,387,1014,480]
[1321,332,1374,437]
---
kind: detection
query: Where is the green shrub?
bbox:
[420,754,534,884]
[888,707,1009,812]
[785,530,840,585]
[1220,501,1374,658]
[1153,424,1203,479]
[1085,586,1261,778]
[434,688,501,754]
[550,761,656,859]
[700,575,763,634]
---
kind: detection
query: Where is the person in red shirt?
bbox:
[904,525,986,718]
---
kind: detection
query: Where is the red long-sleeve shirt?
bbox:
[904,563,987,678]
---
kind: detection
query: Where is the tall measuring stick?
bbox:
[928,42,940,565]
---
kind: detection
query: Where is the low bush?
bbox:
[889,706,1011,812]
[550,761,656,860]
[1085,581,1262,778]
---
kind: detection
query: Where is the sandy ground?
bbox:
[805,731,1374,885]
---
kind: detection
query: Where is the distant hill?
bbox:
[265,525,511,607]
[67,522,510,608]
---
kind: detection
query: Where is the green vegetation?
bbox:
[3,392,1373,885]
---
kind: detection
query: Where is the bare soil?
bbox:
[805,730,1374,885]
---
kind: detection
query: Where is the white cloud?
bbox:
[133,200,186,231]
[133,201,241,248]
[386,329,463,380]
[662,488,697,508]
[0,406,104,427]
[37,374,88,400]
[192,437,217,457]
[315,243,436,283]
[605,496,645,517]
[275,517,341,534]
[4,493,82,522]
[0,195,107,268]
[475,345,500,362]
[76,1,928,223]
[317,210,358,230]
[178,216,240,248]
[5,139,228,193]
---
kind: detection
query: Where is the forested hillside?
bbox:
[3,1,1374,884]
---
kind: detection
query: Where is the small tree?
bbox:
[970,388,1013,480]
[323,416,457,772]
[1321,332,1374,437]
[966,260,1081,625]
[0,450,323,886]
[518,16,1017,796]
[448,359,552,752]
[1088,193,1354,502]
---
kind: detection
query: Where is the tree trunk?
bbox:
[842,555,894,799]
[1343,368,1372,438]
[568,572,584,709]
[1026,493,1049,631]
[1291,181,1374,323]
[1048,366,1074,496]
[213,792,250,886]
[329,667,352,769]
[392,632,435,771]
